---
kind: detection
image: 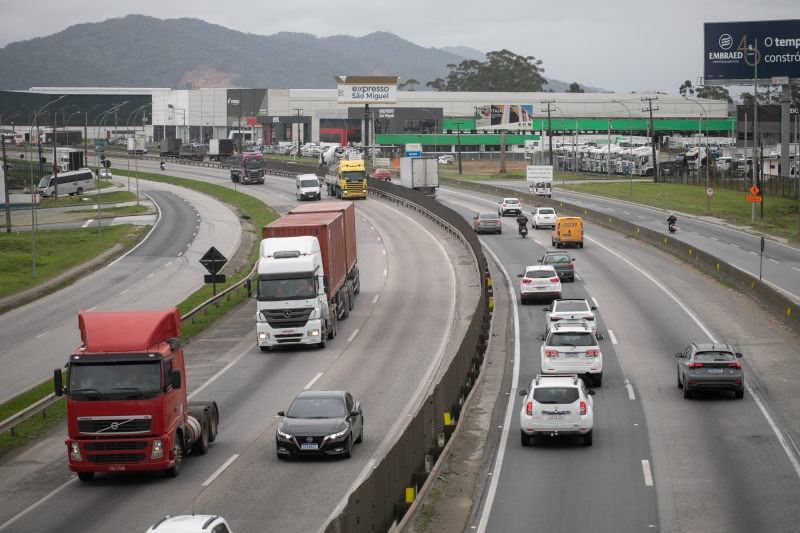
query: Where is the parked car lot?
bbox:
[518,265,561,303]
[519,374,595,446]
[537,324,604,386]
[474,212,502,234]
[676,343,744,399]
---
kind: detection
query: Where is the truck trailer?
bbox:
[160,138,182,158]
[54,309,220,481]
[399,157,439,196]
[209,139,234,161]
[257,206,360,351]
[127,137,147,155]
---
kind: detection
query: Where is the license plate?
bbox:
[108,466,126,471]
[708,369,723,373]
[535,286,545,290]
[567,319,580,322]
[565,353,579,358]
[301,443,319,450]
[548,414,565,419]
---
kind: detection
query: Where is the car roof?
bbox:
[691,342,733,352]
[478,212,498,216]
[502,197,519,201]
[294,390,346,400]
[148,515,225,532]
[532,375,580,387]
[525,265,556,272]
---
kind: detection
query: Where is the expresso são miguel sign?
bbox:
[704,20,800,83]
[335,76,399,104]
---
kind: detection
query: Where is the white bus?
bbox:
[38,168,94,198]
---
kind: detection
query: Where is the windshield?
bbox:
[524,270,556,279]
[554,301,590,313]
[549,332,595,347]
[258,277,316,300]
[342,171,366,181]
[38,176,53,188]
[245,160,264,169]
[533,387,579,404]
[69,362,162,399]
[286,397,346,418]
[694,351,736,362]
[537,209,555,215]
[300,179,319,188]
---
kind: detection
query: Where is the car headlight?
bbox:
[152,439,163,459]
[277,429,293,439]
[362,189,367,193]
[308,329,320,337]
[70,442,81,461]
[328,428,348,439]
[259,332,269,339]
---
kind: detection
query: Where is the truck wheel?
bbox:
[163,437,182,478]
[208,405,219,443]
[342,292,350,319]
[317,332,328,349]
[77,471,95,481]
[191,415,210,455]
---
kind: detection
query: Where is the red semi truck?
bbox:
[54,309,220,481]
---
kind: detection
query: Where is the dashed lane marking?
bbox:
[608,329,618,345]
[304,373,324,390]
[642,460,653,486]
[372,295,380,303]
[347,329,360,342]
[201,454,240,487]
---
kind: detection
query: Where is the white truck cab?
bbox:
[146,515,233,533]
[256,236,328,351]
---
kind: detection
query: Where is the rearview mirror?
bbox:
[587,389,596,396]
[349,409,360,416]
[735,352,743,358]
[536,335,545,341]
[516,274,523,278]
[675,352,683,358]
[537,259,543,263]
[323,275,329,293]
[572,258,576,261]
[596,334,604,341]
[171,368,182,389]
[542,308,549,312]
[473,216,477,219]
[519,390,527,396]
[590,306,597,310]
[54,369,63,397]
[277,410,285,417]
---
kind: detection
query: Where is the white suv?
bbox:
[518,266,561,304]
[531,207,557,229]
[498,197,522,217]
[519,374,595,446]
[537,324,605,386]
[544,299,597,333]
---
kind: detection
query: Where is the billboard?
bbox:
[335,76,399,104]
[475,105,534,128]
[704,20,800,83]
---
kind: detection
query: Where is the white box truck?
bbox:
[399,157,438,196]
[126,137,147,155]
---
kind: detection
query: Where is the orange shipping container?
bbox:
[289,202,357,274]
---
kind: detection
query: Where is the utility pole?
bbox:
[499,130,507,174]
[2,134,10,233]
[750,41,759,222]
[293,108,303,159]
[607,119,611,176]
[84,112,88,166]
[541,100,555,166]
[452,122,464,175]
[52,118,58,205]
[642,96,659,182]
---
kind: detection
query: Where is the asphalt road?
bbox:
[470,180,800,302]
[0,180,241,402]
[0,168,472,533]
[437,186,800,532]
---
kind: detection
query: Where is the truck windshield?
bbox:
[258,277,316,300]
[69,362,162,399]
[342,171,366,181]
[38,176,53,188]
[300,179,319,188]
[245,160,264,169]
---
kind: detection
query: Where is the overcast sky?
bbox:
[3,1,799,94]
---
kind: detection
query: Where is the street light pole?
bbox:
[642,96,659,182]
[452,122,464,175]
[541,100,555,167]
[612,100,634,195]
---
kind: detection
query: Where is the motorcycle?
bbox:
[160,162,166,171]
[668,222,676,234]
[519,224,528,238]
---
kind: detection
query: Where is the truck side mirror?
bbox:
[54,369,63,397]
[171,369,182,390]
[323,275,329,293]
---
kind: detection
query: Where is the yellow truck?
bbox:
[325,159,368,200]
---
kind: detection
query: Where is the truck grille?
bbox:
[84,441,148,451]
[345,182,363,191]
[248,170,261,179]
[78,417,151,435]
[87,453,146,464]
[261,308,312,328]
[276,334,303,344]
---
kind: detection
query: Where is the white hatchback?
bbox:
[531,207,557,229]
[498,197,522,217]
[518,266,561,304]
[519,374,595,446]
[537,324,605,386]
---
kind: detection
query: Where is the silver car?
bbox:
[473,212,502,234]
[676,343,744,399]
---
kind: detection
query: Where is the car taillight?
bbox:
[498,220,502,225]
[729,363,741,369]
[545,349,558,356]
[503,203,507,206]
[550,317,560,322]
[586,349,599,356]
[689,362,703,368]
[522,278,532,283]
[580,401,587,415]
[585,316,595,321]
[477,221,482,225]
[526,402,532,416]
[569,262,573,268]
[550,277,560,282]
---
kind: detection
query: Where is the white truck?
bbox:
[55,147,81,172]
[399,157,439,196]
[126,137,147,155]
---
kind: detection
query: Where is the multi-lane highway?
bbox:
[0,165,477,533]
[436,186,800,532]
[464,179,800,302]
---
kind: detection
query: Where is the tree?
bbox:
[679,80,694,97]
[398,78,419,91]
[566,82,584,93]
[695,85,732,104]
[425,50,547,92]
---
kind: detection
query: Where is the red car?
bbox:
[372,168,392,181]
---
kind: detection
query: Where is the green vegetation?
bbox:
[71,205,151,217]
[426,49,546,92]
[114,169,279,343]
[560,181,799,243]
[38,190,137,207]
[0,376,67,459]
[0,225,145,300]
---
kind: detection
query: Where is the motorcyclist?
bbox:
[160,160,165,171]
[667,213,677,231]
[516,213,529,233]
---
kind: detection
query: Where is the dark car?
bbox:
[539,251,575,282]
[372,168,392,181]
[276,390,363,459]
[675,343,744,399]
[474,212,502,234]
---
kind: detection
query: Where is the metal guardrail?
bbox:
[0,393,60,436]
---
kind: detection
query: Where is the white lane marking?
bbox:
[383,269,387,277]
[120,289,130,295]
[304,373,324,390]
[370,226,375,230]
[575,273,582,281]
[730,244,739,248]
[0,477,77,531]
[372,295,380,303]
[710,237,718,241]
[87,306,97,312]
[626,380,636,400]
[377,237,381,241]
[147,273,154,279]
[794,267,800,272]
[81,219,94,228]
[35,331,48,338]
[769,258,779,263]
[188,343,255,399]
[750,252,758,255]
[178,252,183,257]
[591,297,599,307]
[165,261,173,267]
[346,329,360,342]
[608,329,618,345]
[746,382,800,480]
[382,249,386,255]
[476,246,520,533]
[201,454,240,487]
[642,460,654,486]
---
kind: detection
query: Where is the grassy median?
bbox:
[0,376,67,460]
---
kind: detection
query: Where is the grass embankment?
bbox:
[0,376,67,460]
[114,169,279,342]
[0,225,146,300]
[38,190,137,207]
[560,181,800,244]
[71,205,151,217]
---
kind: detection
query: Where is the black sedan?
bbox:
[276,390,363,459]
[676,343,744,399]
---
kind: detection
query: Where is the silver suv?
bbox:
[544,299,597,333]
[537,324,605,386]
[519,374,595,446]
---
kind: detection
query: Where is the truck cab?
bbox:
[231,152,265,185]
[330,160,367,199]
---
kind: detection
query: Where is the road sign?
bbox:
[375,157,390,167]
[773,76,789,85]
[526,165,553,181]
[749,185,760,195]
[405,151,421,158]
[200,246,228,274]
[204,274,226,284]
[391,158,400,167]
[746,196,763,203]
[706,187,714,197]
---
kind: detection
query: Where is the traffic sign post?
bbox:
[745,196,762,203]
[200,246,228,295]
[759,236,765,280]
[706,187,713,215]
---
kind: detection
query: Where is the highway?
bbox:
[0,180,241,402]
[466,179,800,302]
[436,186,800,532]
[0,167,476,533]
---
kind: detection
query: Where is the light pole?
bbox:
[421,108,438,158]
[452,122,464,175]
[613,100,635,195]
[684,97,710,213]
[541,100,556,167]
[132,106,150,206]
